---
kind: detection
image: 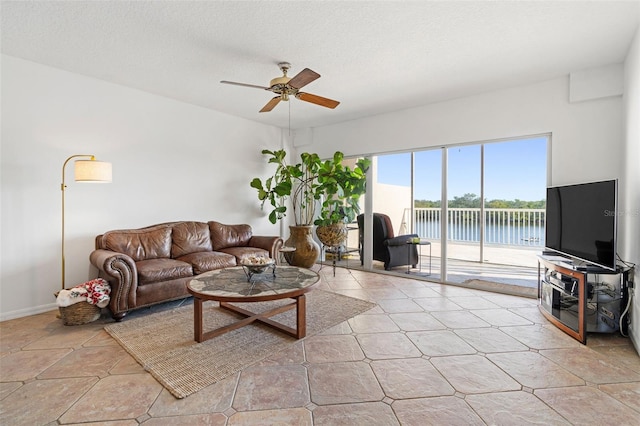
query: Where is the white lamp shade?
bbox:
[74,160,112,182]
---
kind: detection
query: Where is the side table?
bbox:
[278,246,296,265]
[406,238,431,275]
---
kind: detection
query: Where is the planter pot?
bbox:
[284,225,320,268]
[316,223,348,248]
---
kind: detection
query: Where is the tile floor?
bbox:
[327,250,540,292]
[1,266,639,425]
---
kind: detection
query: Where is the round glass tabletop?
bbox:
[188,265,319,299]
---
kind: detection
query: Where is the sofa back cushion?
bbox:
[171,221,212,258]
[209,221,252,250]
[103,225,172,261]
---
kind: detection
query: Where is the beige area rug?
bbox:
[104,290,376,399]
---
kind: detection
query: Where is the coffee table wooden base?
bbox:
[193,294,307,343]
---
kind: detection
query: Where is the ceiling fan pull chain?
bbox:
[289,97,291,137]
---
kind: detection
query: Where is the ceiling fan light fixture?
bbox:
[220,62,339,112]
[270,61,291,87]
[270,75,291,87]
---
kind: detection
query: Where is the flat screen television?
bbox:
[545,179,618,271]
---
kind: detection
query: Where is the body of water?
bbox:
[415,220,545,247]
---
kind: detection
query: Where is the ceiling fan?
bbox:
[220,62,340,113]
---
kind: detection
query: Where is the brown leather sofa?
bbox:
[89,221,283,320]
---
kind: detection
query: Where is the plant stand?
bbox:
[320,244,344,277]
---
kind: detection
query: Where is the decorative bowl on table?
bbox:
[240,257,275,274]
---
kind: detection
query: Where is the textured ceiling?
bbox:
[1,1,639,129]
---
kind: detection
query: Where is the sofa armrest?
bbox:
[89,249,138,319]
[248,236,284,259]
[385,234,419,247]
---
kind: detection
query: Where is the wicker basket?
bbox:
[55,292,101,325]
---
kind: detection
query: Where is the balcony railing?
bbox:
[405,207,546,247]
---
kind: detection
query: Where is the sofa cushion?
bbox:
[136,258,193,285]
[177,251,236,275]
[209,221,252,250]
[104,226,172,261]
[219,247,270,264]
[171,222,212,258]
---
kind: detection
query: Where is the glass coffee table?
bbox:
[187,266,320,342]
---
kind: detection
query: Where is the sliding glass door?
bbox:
[413,150,442,279]
[358,135,548,289]
[373,153,412,236]
[482,137,547,270]
[446,145,482,267]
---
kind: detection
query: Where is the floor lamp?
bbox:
[61,155,112,290]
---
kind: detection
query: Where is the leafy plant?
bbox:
[250,149,370,226]
[314,152,370,227]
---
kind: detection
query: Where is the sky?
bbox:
[376,136,547,201]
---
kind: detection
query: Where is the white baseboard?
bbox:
[629,326,640,356]
[0,302,57,322]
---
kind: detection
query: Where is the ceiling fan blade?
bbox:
[287,68,320,89]
[296,92,340,109]
[259,96,282,113]
[220,80,269,90]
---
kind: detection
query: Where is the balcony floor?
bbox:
[321,242,540,298]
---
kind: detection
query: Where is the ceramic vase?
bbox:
[284,225,320,268]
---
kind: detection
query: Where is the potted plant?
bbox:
[250,149,322,267]
[314,152,370,248]
[250,149,320,226]
[250,150,370,266]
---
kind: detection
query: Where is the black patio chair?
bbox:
[357,213,419,271]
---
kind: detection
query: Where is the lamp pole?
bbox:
[61,155,112,290]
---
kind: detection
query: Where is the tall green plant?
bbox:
[250,149,370,226]
[250,149,321,225]
[314,152,370,227]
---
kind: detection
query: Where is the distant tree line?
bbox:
[415,193,545,209]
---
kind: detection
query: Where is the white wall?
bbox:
[623,28,640,351]
[0,55,284,320]
[310,77,624,188]
[569,63,624,103]
[373,183,411,235]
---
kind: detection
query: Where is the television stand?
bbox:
[574,264,610,273]
[538,256,633,344]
